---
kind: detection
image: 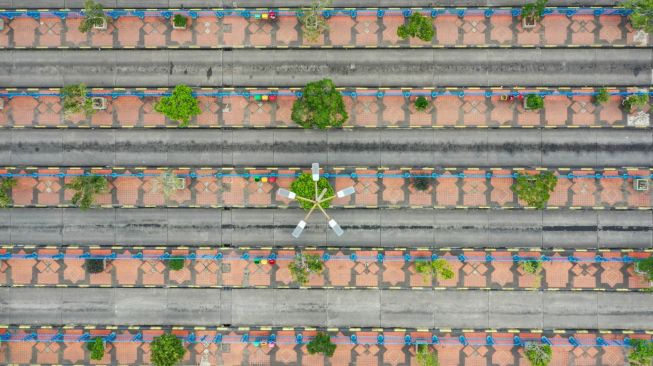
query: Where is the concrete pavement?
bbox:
[1,49,650,87]
[1,208,651,248]
[1,287,651,329]
[2,129,651,166]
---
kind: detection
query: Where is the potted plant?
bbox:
[524,94,544,110]
[524,342,552,366]
[521,0,548,29]
[172,14,188,30]
[91,97,107,110]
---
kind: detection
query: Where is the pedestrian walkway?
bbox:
[0,325,642,366]
[2,246,650,290]
[2,167,651,209]
[0,8,643,49]
[1,87,649,129]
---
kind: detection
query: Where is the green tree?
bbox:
[168,258,185,271]
[524,342,552,366]
[415,258,455,280]
[85,259,105,274]
[522,0,548,22]
[623,93,650,113]
[66,175,108,210]
[307,332,336,357]
[0,178,16,208]
[62,84,95,117]
[154,85,201,127]
[150,333,186,366]
[289,253,324,285]
[290,173,335,210]
[595,88,609,105]
[397,13,435,41]
[417,344,440,366]
[511,171,557,209]
[79,0,108,33]
[415,96,429,112]
[525,94,544,110]
[87,337,105,360]
[299,0,330,42]
[629,339,653,366]
[624,0,653,33]
[172,14,187,28]
[291,79,347,129]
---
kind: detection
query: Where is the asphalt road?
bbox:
[1,288,651,329]
[0,0,623,8]
[1,49,650,87]
[2,129,651,167]
[2,208,651,248]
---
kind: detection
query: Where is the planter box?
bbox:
[627,111,650,127]
[0,98,3,110]
[0,18,4,31]
[634,178,649,192]
[91,97,107,110]
[93,18,107,30]
[522,16,536,29]
[175,177,186,189]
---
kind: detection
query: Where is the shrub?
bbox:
[172,14,187,28]
[307,332,336,357]
[415,258,455,280]
[290,173,335,210]
[525,94,544,110]
[0,178,16,208]
[397,13,435,41]
[86,259,105,274]
[511,171,557,209]
[624,0,653,33]
[623,93,650,113]
[168,258,185,271]
[636,257,653,280]
[299,0,330,42]
[595,88,609,105]
[412,177,431,191]
[87,337,105,360]
[66,175,108,210]
[79,0,108,33]
[291,79,348,129]
[151,333,186,366]
[289,254,324,285]
[414,96,429,112]
[521,260,542,275]
[154,85,201,127]
[417,344,440,366]
[524,342,552,366]
[62,84,95,117]
[629,339,653,366]
[522,0,548,22]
